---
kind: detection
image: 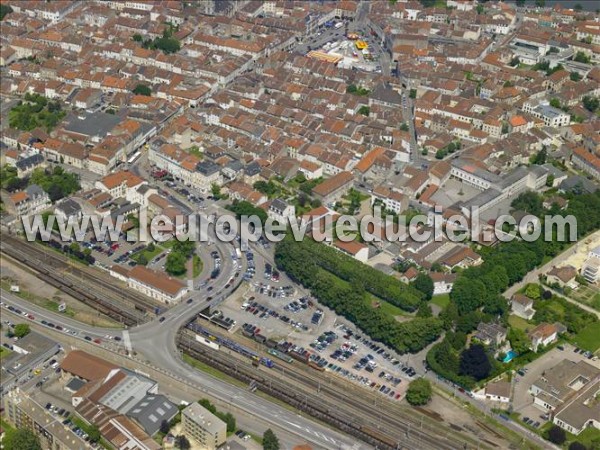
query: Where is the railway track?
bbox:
[1,236,154,326]
[178,330,479,450]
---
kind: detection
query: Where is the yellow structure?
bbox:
[355,40,368,50]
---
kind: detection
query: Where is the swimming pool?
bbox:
[503,350,517,363]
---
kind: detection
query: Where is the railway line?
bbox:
[178,329,482,450]
[1,236,155,326]
[1,235,493,449]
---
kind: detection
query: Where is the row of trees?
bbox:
[275,235,442,354]
[278,234,423,311]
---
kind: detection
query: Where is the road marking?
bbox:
[122,330,132,353]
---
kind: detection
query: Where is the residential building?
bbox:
[181,402,227,450]
[6,184,51,218]
[546,265,577,288]
[268,198,295,223]
[485,381,511,403]
[522,100,570,128]
[473,322,507,347]
[311,171,354,204]
[528,322,564,352]
[3,391,91,450]
[511,294,536,321]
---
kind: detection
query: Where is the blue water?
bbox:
[503,350,517,363]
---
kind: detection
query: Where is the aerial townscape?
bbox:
[1,0,600,450]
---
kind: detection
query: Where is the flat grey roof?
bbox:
[62,112,121,138]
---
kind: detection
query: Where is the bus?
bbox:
[127,151,141,165]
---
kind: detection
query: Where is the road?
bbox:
[503,230,600,298]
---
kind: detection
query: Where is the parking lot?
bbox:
[512,343,600,430]
[216,253,418,400]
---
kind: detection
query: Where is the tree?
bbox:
[165,251,187,276]
[515,0,526,6]
[476,4,484,14]
[409,89,417,99]
[573,52,591,64]
[416,303,433,318]
[4,429,42,450]
[0,4,13,21]
[582,96,599,113]
[546,174,555,187]
[501,122,509,135]
[159,419,170,434]
[137,253,148,266]
[547,425,566,445]
[13,323,30,338]
[210,183,222,199]
[570,72,582,82]
[459,344,491,381]
[573,3,583,11]
[263,429,280,450]
[542,289,552,300]
[87,425,101,443]
[406,378,432,405]
[509,56,520,67]
[534,0,545,7]
[133,84,152,96]
[549,98,561,109]
[400,122,409,132]
[132,33,143,42]
[147,242,155,252]
[412,273,434,300]
[508,327,530,355]
[568,442,587,450]
[358,106,370,116]
[175,435,191,450]
[435,149,447,160]
[525,283,541,300]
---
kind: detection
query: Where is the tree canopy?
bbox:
[275,235,441,354]
[29,166,81,202]
[547,425,566,445]
[4,429,42,450]
[412,273,434,300]
[406,378,432,406]
[13,323,30,338]
[9,93,65,132]
[133,84,152,96]
[263,429,280,450]
[459,344,491,381]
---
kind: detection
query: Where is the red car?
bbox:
[93,338,101,344]
[111,243,119,250]
[27,314,35,320]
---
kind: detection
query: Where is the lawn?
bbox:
[508,314,531,332]
[431,294,450,310]
[569,426,600,449]
[130,245,163,264]
[192,254,203,278]
[571,321,600,353]
[0,346,11,360]
[182,354,246,388]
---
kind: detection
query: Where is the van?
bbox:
[51,362,59,369]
